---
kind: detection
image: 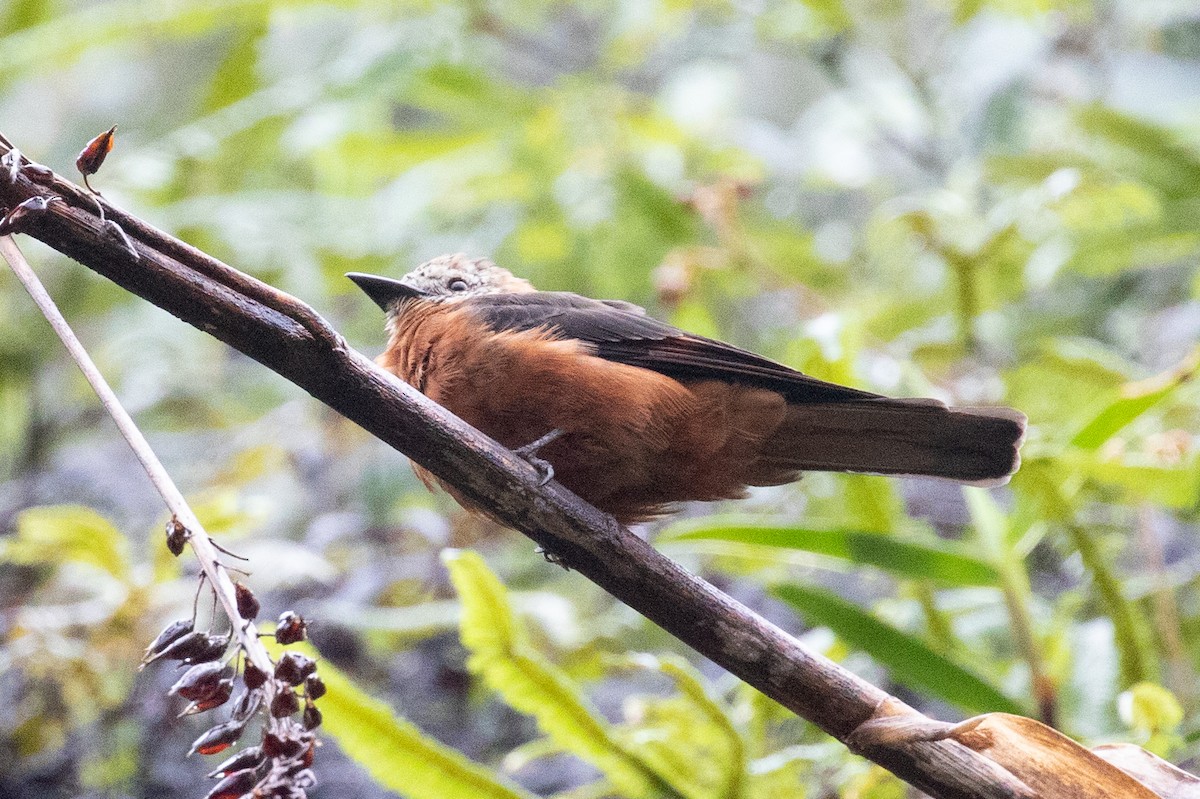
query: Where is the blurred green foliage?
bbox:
[2,0,1200,797]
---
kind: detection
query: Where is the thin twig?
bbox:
[0,234,273,676]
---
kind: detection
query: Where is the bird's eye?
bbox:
[448,278,468,292]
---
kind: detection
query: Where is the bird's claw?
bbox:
[534,546,571,571]
[105,218,140,261]
[525,454,555,486]
[513,428,564,486]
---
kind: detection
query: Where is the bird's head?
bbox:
[347,253,534,312]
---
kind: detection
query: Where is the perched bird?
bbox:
[349,254,1025,524]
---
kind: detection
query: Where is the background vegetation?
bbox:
[2,0,1199,796]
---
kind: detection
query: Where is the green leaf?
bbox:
[840,475,905,533]
[285,643,537,799]
[1018,463,1154,686]
[443,549,679,799]
[4,506,130,580]
[661,517,998,586]
[0,0,276,77]
[1080,458,1200,509]
[621,654,747,799]
[199,19,266,113]
[1070,388,1174,449]
[315,591,577,642]
[1076,105,1200,197]
[1054,180,1160,235]
[1122,682,1184,735]
[1070,352,1197,449]
[772,583,1024,715]
[963,487,1012,557]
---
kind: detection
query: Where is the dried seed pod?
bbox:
[203,767,258,799]
[142,631,209,666]
[274,612,307,645]
[184,632,232,665]
[270,685,299,718]
[261,732,305,759]
[169,662,232,701]
[303,675,325,700]
[234,583,260,621]
[181,679,234,715]
[243,661,269,691]
[260,732,284,759]
[188,718,248,757]
[273,656,299,686]
[165,516,190,556]
[274,653,316,686]
[207,745,265,778]
[75,125,116,178]
[231,688,263,721]
[143,618,195,662]
[302,702,322,731]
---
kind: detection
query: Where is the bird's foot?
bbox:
[513,428,564,486]
[535,546,571,571]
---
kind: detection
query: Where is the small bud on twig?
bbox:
[75,125,116,191]
[166,516,190,556]
[234,582,260,621]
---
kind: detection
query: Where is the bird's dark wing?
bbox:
[464,292,881,403]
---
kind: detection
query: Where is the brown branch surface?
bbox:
[0,138,1058,798]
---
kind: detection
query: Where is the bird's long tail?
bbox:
[758,398,1026,486]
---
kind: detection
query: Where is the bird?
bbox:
[348,254,1025,525]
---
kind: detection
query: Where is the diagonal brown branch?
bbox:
[0,135,1037,799]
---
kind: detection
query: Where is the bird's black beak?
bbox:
[346,272,425,311]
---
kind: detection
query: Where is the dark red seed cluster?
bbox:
[142,581,322,799]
